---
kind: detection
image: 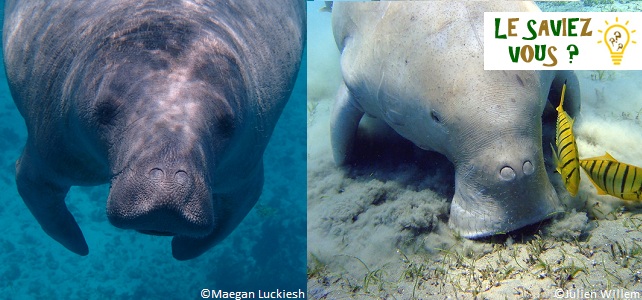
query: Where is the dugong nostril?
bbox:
[175,170,188,185]
[523,161,534,175]
[149,168,164,180]
[500,166,516,181]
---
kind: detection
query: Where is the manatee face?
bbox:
[78,22,249,253]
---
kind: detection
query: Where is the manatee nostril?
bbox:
[149,168,164,180]
[175,170,189,184]
[500,166,516,181]
[523,161,534,175]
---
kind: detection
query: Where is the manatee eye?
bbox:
[95,97,120,125]
[430,109,442,124]
[216,113,236,139]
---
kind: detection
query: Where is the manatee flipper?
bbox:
[331,82,365,165]
[15,144,88,256]
[172,162,264,260]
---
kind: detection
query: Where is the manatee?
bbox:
[331,1,580,238]
[3,0,305,260]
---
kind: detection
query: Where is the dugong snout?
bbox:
[448,143,560,238]
[499,161,535,181]
[107,162,215,238]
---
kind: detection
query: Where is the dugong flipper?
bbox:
[332,2,580,238]
[3,0,305,260]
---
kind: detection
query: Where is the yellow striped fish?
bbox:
[551,81,580,196]
[580,153,642,201]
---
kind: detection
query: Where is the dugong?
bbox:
[332,2,580,238]
[3,0,305,260]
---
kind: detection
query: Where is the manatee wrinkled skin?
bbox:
[332,2,580,238]
[3,0,305,260]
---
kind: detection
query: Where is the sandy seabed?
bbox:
[307,1,642,299]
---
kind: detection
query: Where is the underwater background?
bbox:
[307,1,642,298]
[0,3,307,298]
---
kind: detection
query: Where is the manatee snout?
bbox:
[107,158,215,238]
[448,139,560,238]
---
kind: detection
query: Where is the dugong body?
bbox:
[332,2,580,238]
[3,0,304,260]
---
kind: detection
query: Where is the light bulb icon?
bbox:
[598,18,636,66]
[605,24,629,65]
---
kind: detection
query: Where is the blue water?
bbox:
[0,16,306,300]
